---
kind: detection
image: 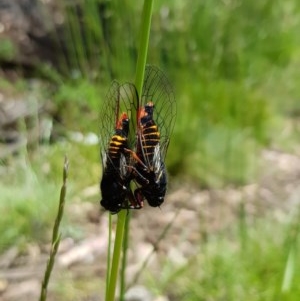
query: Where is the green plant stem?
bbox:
[105,214,113,300]
[281,206,300,293]
[135,0,154,97]
[39,156,68,301]
[106,210,127,301]
[119,212,130,300]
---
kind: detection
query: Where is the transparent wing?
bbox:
[99,80,138,170]
[141,65,176,161]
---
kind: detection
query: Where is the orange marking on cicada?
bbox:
[137,101,154,130]
[138,102,154,119]
[116,112,129,130]
[137,107,145,127]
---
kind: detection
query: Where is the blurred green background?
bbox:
[1,0,300,300]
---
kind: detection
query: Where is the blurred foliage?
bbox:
[0,157,60,249]
[55,0,300,79]
[45,0,300,186]
[1,0,299,243]
[1,3,300,299]
[0,141,100,252]
[0,38,16,61]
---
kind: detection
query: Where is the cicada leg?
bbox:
[127,187,144,209]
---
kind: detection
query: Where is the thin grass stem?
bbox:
[119,212,131,301]
[134,0,154,97]
[39,156,68,301]
[106,210,127,301]
[105,214,113,300]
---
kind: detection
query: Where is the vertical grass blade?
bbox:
[281,206,300,293]
[106,210,127,301]
[134,0,154,97]
[39,156,68,301]
[105,214,113,300]
[119,212,130,300]
[281,246,296,292]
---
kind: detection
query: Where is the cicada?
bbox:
[99,81,140,214]
[132,65,176,207]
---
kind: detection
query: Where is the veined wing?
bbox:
[138,65,176,168]
[99,80,138,172]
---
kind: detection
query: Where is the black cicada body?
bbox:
[99,81,140,214]
[133,66,176,207]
